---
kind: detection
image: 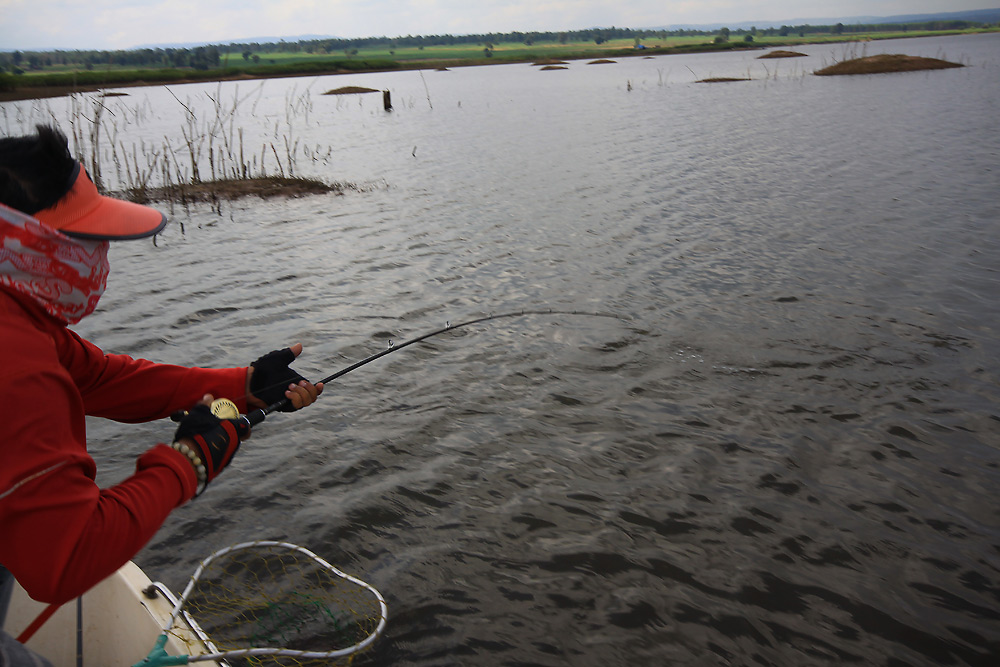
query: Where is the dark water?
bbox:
[6,34,1000,665]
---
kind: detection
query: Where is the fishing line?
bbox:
[241,309,623,427]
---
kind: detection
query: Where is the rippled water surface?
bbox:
[5,34,1000,665]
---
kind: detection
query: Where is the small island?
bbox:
[134,176,341,203]
[323,86,380,95]
[758,50,807,59]
[697,77,752,83]
[814,54,964,75]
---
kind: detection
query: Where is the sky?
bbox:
[0,0,996,51]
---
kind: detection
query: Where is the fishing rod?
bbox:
[234,309,621,427]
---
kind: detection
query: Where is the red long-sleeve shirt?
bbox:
[0,287,248,604]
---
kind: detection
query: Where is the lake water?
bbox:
[3,34,1000,666]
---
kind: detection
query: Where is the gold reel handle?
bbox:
[171,398,242,423]
[209,398,240,420]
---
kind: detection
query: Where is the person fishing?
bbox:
[0,125,323,663]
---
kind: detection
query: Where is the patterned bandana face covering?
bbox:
[0,203,110,325]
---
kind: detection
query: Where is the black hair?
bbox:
[0,125,77,214]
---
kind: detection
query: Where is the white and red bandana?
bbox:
[0,203,109,324]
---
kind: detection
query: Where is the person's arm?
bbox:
[0,298,316,604]
[63,330,323,421]
[59,327,250,421]
[0,443,196,604]
[0,320,199,604]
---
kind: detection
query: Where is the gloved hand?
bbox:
[172,400,249,494]
[249,344,321,411]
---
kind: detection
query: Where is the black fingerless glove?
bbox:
[172,404,249,494]
[250,347,307,411]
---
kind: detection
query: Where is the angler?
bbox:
[0,125,322,665]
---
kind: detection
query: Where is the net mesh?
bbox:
[170,543,385,666]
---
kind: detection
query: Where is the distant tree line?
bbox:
[770,19,980,38]
[0,20,990,74]
[0,45,222,74]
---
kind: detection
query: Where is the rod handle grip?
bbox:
[245,396,290,426]
[246,409,266,426]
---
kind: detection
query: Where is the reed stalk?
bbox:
[22,82,348,206]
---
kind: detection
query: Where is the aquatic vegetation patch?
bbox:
[133,176,343,203]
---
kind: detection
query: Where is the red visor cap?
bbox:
[33,163,167,241]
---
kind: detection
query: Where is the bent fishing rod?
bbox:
[221,309,622,428]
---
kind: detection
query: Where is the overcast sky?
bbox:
[0,1,995,51]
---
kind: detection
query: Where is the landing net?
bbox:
[157,541,386,666]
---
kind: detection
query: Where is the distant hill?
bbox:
[658,7,1000,31]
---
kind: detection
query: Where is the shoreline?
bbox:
[4,29,996,104]
[3,32,975,103]
[2,30,993,104]
[0,67,412,103]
